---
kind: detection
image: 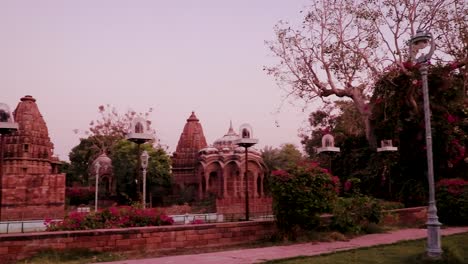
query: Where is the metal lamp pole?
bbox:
[141,150,149,209]
[235,125,258,221]
[94,161,101,212]
[410,29,442,258]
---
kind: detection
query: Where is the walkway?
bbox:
[101,227,468,264]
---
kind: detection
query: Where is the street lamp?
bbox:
[140,150,149,209]
[0,103,18,221]
[234,123,258,221]
[94,161,101,212]
[410,29,442,258]
[126,117,153,205]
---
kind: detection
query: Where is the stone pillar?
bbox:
[253,173,258,198]
[204,171,210,194]
[239,168,244,198]
[223,168,228,198]
[198,174,203,200]
[260,174,264,197]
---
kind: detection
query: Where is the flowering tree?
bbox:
[265,0,467,146]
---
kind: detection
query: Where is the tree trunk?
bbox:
[350,88,377,148]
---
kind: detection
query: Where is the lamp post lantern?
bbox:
[234,123,258,221]
[126,117,153,206]
[94,161,101,212]
[410,29,442,258]
[140,150,149,209]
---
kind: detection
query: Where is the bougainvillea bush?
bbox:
[270,162,339,238]
[66,187,94,206]
[45,206,174,231]
[436,178,468,226]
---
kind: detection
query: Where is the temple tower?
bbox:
[172,112,208,192]
[1,95,65,220]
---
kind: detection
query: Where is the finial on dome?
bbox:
[187,111,199,122]
[227,120,236,135]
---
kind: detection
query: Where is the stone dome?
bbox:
[91,153,113,175]
[213,121,240,149]
[199,146,219,155]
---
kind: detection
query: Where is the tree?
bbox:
[110,140,171,205]
[261,144,304,171]
[67,136,102,185]
[66,105,172,205]
[265,0,467,146]
[75,104,157,153]
[301,64,467,204]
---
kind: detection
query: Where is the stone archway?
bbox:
[204,162,223,198]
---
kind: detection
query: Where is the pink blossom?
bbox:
[344,180,352,192]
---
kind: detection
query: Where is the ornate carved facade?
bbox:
[172,113,271,217]
[1,95,65,220]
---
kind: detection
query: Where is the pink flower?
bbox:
[344,180,352,192]
[446,114,457,123]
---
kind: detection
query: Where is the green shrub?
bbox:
[331,196,382,234]
[436,178,468,225]
[270,162,339,239]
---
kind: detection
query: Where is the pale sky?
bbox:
[1,0,317,160]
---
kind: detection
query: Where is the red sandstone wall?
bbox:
[382,206,427,227]
[1,174,65,220]
[0,220,276,263]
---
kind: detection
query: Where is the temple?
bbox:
[172,112,272,218]
[0,95,65,220]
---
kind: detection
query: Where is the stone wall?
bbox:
[0,220,276,264]
[1,173,65,220]
[382,206,427,227]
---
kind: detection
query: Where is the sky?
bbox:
[0,0,317,160]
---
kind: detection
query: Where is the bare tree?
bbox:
[265,0,467,146]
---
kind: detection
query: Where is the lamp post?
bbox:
[94,161,101,212]
[234,124,258,221]
[410,29,442,258]
[140,150,149,209]
[0,103,18,221]
[126,117,153,206]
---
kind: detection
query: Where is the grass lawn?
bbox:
[265,233,468,264]
[17,249,124,264]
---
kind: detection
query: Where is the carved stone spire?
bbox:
[173,112,207,168]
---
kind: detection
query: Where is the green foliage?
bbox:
[67,136,102,185]
[270,162,339,239]
[331,196,382,234]
[265,233,468,264]
[110,139,172,204]
[261,144,304,172]
[17,248,123,264]
[301,64,466,206]
[436,178,468,226]
[371,64,467,182]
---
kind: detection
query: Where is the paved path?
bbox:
[101,227,468,264]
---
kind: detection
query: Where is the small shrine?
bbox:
[126,117,153,144]
[317,134,340,153]
[377,139,398,152]
[91,153,115,197]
